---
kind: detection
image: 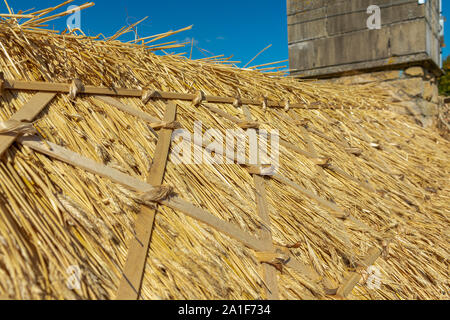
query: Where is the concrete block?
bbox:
[287,0,325,15]
[289,28,391,71]
[326,0,391,16]
[326,1,425,36]
[288,19,327,43]
[286,0,441,77]
[390,19,427,56]
[288,7,326,25]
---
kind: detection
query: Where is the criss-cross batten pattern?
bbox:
[0,1,448,301]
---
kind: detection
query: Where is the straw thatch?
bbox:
[0,2,448,300]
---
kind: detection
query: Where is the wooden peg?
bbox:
[262,96,268,112]
[192,90,206,107]
[142,89,160,104]
[69,78,83,100]
[233,94,242,108]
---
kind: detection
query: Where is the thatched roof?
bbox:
[0,3,448,300]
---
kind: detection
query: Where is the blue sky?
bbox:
[1,0,289,68]
[442,0,449,59]
[1,1,449,68]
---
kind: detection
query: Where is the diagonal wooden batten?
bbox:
[285,257,321,283]
[307,126,350,149]
[271,173,348,218]
[17,136,266,250]
[18,135,151,192]
[288,110,327,181]
[202,103,316,158]
[276,111,368,157]
[116,102,177,300]
[301,126,328,179]
[92,96,159,139]
[198,105,358,220]
[273,110,377,192]
[203,104,242,123]
[18,135,266,250]
[200,105,364,234]
[242,105,279,300]
[159,197,266,251]
[283,112,375,192]
[0,92,56,158]
[336,247,382,298]
[272,172,378,237]
[275,132,376,192]
[93,95,159,123]
[294,115,392,180]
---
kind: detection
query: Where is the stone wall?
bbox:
[437,102,450,140]
[323,66,441,127]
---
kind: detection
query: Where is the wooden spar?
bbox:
[201,105,373,204]
[288,111,327,181]
[203,104,242,123]
[242,105,279,300]
[93,96,159,123]
[307,127,350,149]
[7,95,374,296]
[2,79,321,109]
[116,102,176,300]
[336,247,382,298]
[18,136,151,192]
[277,111,376,193]
[187,104,365,230]
[274,170,376,235]
[17,135,266,251]
[202,104,316,158]
[0,92,56,158]
[159,197,266,252]
[271,173,348,219]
